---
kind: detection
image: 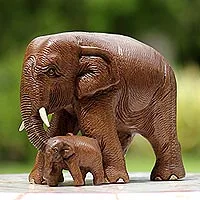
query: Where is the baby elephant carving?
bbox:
[44,134,105,186]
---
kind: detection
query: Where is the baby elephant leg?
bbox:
[80,168,88,185]
[67,160,85,186]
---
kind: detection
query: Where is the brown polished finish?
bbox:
[20,32,185,184]
[43,134,104,186]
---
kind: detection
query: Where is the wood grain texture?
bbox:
[20,32,185,185]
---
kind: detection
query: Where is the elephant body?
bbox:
[20,32,185,184]
[43,135,104,186]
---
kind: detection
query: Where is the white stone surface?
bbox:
[0,172,200,200]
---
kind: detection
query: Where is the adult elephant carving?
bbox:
[19,32,185,184]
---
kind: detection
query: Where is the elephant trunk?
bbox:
[20,92,50,151]
[20,55,51,151]
[43,157,53,179]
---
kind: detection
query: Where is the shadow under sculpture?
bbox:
[19,32,185,185]
[43,134,104,186]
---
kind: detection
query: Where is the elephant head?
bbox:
[45,136,75,163]
[19,34,119,151]
[43,136,75,186]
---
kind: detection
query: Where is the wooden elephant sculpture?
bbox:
[43,134,105,186]
[20,32,185,184]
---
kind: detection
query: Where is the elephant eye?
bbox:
[45,66,61,78]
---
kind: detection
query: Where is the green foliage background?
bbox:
[0,0,200,170]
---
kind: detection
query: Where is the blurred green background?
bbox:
[0,0,200,174]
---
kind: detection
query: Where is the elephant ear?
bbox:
[61,143,75,159]
[76,46,120,99]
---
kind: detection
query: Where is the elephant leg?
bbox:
[143,83,185,181]
[118,130,136,155]
[80,168,88,184]
[91,166,105,185]
[67,159,84,186]
[29,151,64,185]
[78,100,129,183]
[145,128,185,181]
[29,109,78,184]
[29,151,46,184]
[47,108,79,137]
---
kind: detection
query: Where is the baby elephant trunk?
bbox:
[44,161,64,187]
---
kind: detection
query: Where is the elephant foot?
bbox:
[93,179,105,185]
[105,166,129,183]
[29,168,46,184]
[29,168,64,185]
[73,179,85,186]
[150,160,185,181]
[93,175,105,185]
[29,151,47,184]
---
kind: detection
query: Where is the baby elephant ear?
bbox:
[77,46,120,99]
[62,144,75,159]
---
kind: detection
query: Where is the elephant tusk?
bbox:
[19,121,25,132]
[39,107,50,128]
